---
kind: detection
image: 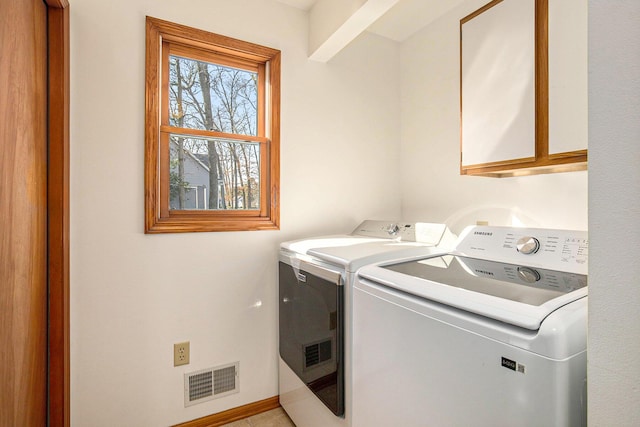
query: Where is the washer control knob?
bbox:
[516,236,540,255]
[386,223,400,236]
[517,266,541,283]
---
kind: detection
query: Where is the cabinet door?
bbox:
[461,0,536,168]
[460,0,587,177]
[548,0,588,156]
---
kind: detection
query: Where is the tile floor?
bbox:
[221,407,296,427]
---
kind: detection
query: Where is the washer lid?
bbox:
[359,255,587,330]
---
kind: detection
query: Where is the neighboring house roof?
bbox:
[192,152,210,169]
[170,139,210,172]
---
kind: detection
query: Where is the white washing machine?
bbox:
[353,226,588,427]
[278,220,456,427]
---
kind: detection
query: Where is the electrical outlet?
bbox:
[174,342,190,366]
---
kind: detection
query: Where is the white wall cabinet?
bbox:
[460,0,587,177]
[548,0,588,156]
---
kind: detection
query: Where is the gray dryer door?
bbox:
[278,261,344,416]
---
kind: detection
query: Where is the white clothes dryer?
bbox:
[278,220,455,427]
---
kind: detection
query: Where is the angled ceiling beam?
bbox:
[308,0,400,62]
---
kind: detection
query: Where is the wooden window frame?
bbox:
[145,17,280,233]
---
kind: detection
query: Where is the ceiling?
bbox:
[275,0,317,10]
[275,0,466,42]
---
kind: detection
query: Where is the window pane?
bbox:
[169,55,258,136]
[169,135,260,211]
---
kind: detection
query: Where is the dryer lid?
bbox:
[280,221,456,271]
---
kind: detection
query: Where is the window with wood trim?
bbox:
[145,17,280,233]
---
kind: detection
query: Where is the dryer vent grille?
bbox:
[184,362,239,407]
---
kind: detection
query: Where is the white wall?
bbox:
[70,0,401,425]
[399,0,588,234]
[588,1,640,425]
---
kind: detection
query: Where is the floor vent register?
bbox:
[184,362,239,407]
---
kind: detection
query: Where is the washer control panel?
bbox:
[453,226,588,274]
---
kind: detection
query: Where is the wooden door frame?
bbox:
[47,0,70,426]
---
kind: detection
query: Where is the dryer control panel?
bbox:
[352,220,455,246]
[453,226,588,275]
